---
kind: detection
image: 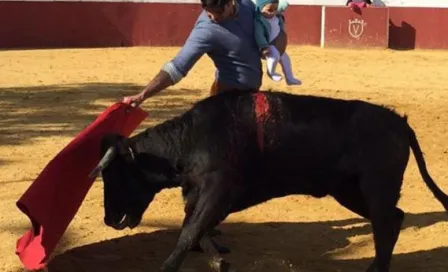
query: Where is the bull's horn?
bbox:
[89,146,116,179]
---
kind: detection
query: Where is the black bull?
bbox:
[89,91,448,272]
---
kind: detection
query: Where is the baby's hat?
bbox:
[256,0,279,11]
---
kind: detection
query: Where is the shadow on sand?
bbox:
[48,211,448,272]
[0,83,203,147]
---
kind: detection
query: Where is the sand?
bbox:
[1,46,447,272]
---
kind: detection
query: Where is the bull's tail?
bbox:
[408,124,448,211]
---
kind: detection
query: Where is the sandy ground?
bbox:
[1,46,448,272]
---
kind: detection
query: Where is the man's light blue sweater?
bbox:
[162,0,263,90]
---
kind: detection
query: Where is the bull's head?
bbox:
[89,133,171,230]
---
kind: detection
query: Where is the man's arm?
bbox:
[254,17,269,55]
[138,70,173,100]
[127,22,213,105]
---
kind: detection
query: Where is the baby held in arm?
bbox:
[254,0,301,85]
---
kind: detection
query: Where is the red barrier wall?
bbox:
[389,7,448,50]
[284,5,322,46]
[0,2,323,48]
[0,2,201,48]
[323,7,389,48]
[0,2,448,50]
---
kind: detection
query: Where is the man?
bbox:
[346,0,374,8]
[125,0,287,107]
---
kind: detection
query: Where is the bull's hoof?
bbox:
[209,258,235,272]
[366,260,382,272]
[366,267,386,272]
[159,265,177,272]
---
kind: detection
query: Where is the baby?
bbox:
[254,0,301,85]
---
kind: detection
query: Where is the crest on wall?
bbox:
[348,19,367,39]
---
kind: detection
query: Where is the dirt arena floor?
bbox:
[1,46,448,272]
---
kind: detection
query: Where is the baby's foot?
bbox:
[286,77,302,86]
[268,72,283,82]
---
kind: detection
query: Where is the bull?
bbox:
[89,90,448,272]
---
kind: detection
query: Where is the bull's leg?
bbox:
[362,177,404,272]
[183,189,229,254]
[182,189,202,253]
[209,228,223,237]
[159,173,235,272]
[190,233,229,254]
[199,234,234,272]
[366,207,404,272]
[332,184,370,220]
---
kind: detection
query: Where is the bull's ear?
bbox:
[115,138,136,163]
[100,134,135,163]
[90,134,125,180]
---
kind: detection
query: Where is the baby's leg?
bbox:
[266,45,282,82]
[280,52,302,85]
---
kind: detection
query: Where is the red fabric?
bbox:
[348,2,367,8]
[253,93,270,151]
[15,102,148,270]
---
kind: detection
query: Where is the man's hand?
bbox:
[123,70,174,108]
[123,91,146,108]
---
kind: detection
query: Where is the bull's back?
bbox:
[184,91,409,177]
[253,92,409,195]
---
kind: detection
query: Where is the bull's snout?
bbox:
[104,214,128,230]
[104,213,141,230]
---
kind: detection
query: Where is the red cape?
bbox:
[15,102,148,270]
